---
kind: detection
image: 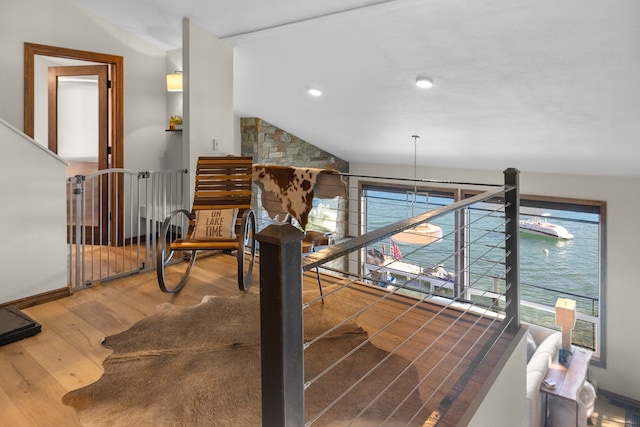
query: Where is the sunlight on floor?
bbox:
[591,396,632,426]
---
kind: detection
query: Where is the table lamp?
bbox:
[555,297,576,364]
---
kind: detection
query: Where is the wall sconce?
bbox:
[555,297,576,364]
[166,71,183,92]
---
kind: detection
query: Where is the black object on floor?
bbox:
[0,305,41,346]
[626,409,640,427]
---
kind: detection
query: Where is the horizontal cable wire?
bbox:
[306,264,507,424]
[299,185,513,425]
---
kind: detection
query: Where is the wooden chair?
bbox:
[156,157,256,293]
[302,230,332,303]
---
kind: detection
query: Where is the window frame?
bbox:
[512,193,607,367]
[360,182,606,366]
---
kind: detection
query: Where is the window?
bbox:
[362,183,606,365]
[517,196,605,365]
[361,184,457,294]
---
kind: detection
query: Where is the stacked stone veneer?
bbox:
[240,118,349,172]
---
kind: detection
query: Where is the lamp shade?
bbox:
[555,298,576,329]
[166,73,183,92]
[555,297,577,351]
[392,223,442,245]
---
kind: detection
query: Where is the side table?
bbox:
[541,346,593,426]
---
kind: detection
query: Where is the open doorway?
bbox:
[24,43,124,244]
[48,65,110,243]
[47,65,109,169]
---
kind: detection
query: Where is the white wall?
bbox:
[0,120,67,301]
[33,57,101,161]
[57,78,100,160]
[0,2,238,305]
[183,18,235,205]
[0,0,169,303]
[0,0,167,172]
[467,331,528,427]
[351,162,640,401]
[163,48,184,171]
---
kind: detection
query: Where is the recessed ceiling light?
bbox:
[415,76,434,89]
[308,88,322,97]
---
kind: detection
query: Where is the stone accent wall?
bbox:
[240,118,349,172]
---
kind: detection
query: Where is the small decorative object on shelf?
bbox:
[559,348,572,365]
[169,115,182,130]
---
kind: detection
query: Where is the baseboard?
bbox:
[0,287,71,310]
[599,388,640,411]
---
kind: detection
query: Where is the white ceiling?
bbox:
[71,0,640,177]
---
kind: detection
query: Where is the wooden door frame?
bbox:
[24,43,125,244]
[24,43,123,169]
[47,65,109,166]
[49,65,111,244]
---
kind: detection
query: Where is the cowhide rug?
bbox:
[252,165,347,230]
[63,293,425,426]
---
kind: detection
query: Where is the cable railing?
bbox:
[65,163,597,423]
[67,167,187,289]
[67,164,597,352]
[252,168,599,352]
[256,168,520,426]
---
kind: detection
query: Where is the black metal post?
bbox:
[256,223,305,427]
[454,207,470,300]
[504,168,520,334]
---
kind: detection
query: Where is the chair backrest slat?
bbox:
[188,156,253,238]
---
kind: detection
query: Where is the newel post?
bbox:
[256,223,305,426]
[504,168,521,334]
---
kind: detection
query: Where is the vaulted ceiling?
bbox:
[71,0,640,177]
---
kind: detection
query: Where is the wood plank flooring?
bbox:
[317,280,515,425]
[0,252,515,426]
[0,253,250,426]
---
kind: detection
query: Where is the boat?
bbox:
[519,216,574,239]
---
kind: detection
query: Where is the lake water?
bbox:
[364,192,600,318]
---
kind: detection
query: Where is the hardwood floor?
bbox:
[0,253,251,426]
[0,252,517,426]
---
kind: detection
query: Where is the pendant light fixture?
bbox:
[392,135,442,245]
[166,71,183,92]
